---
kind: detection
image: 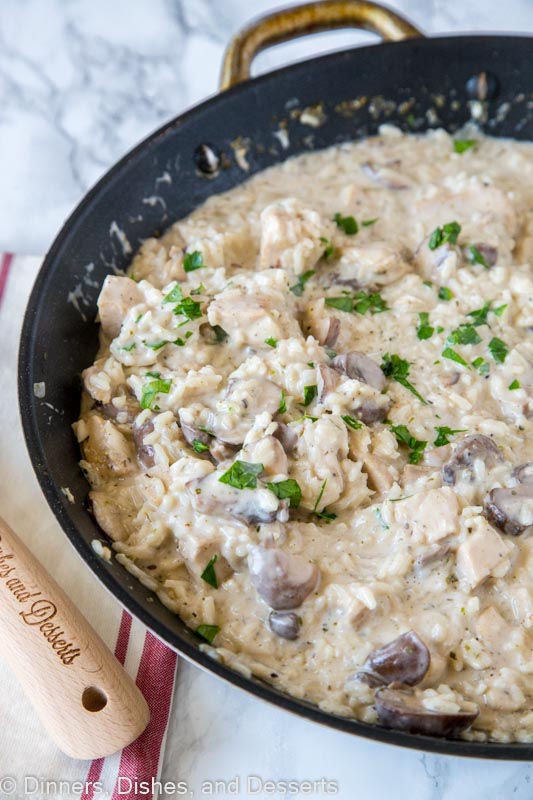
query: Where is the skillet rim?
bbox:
[18,34,533,759]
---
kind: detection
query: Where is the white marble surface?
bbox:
[2,1,533,798]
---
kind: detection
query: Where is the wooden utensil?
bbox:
[0,516,150,759]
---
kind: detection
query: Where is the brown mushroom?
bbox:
[442,434,503,486]
[248,546,319,610]
[272,422,298,455]
[331,351,387,391]
[133,420,156,469]
[357,631,430,688]
[469,242,498,267]
[188,473,286,525]
[317,364,340,401]
[352,397,391,425]
[375,685,479,737]
[268,611,301,640]
[484,485,533,536]
[513,462,533,484]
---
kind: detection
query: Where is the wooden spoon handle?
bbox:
[0,517,150,759]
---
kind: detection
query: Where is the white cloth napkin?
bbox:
[0,254,178,799]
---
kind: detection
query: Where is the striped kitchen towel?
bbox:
[0,254,178,800]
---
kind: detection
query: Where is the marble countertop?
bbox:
[2,0,533,797]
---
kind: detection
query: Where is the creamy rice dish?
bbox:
[75,127,533,742]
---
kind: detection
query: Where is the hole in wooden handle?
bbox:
[82,686,108,713]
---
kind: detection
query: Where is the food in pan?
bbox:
[75,127,533,742]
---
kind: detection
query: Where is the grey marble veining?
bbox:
[2,1,533,798]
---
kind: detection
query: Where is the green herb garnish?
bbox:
[433,426,467,447]
[325,290,388,315]
[121,342,136,351]
[493,304,507,317]
[417,312,434,340]
[192,439,209,453]
[173,295,202,321]
[438,286,454,301]
[267,478,302,509]
[508,379,520,390]
[218,461,263,490]
[389,423,427,464]
[183,250,204,273]
[362,218,379,226]
[325,296,354,313]
[144,339,168,351]
[381,353,427,404]
[453,139,476,154]
[163,284,183,303]
[429,221,461,250]
[447,324,482,346]
[342,415,363,430]
[196,624,220,644]
[467,302,491,326]
[140,378,171,410]
[334,212,358,235]
[200,555,218,588]
[302,385,318,406]
[265,337,278,348]
[290,270,315,297]
[467,245,489,269]
[442,347,469,367]
[488,337,508,363]
[278,390,287,414]
[472,356,490,376]
[319,237,336,259]
[312,479,337,521]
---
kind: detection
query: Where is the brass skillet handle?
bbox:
[220,0,423,90]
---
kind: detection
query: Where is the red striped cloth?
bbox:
[0,253,178,799]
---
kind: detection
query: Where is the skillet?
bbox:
[18,0,533,758]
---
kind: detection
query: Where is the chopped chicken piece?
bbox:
[363,454,397,493]
[337,243,410,286]
[456,518,514,588]
[259,198,326,274]
[97,276,143,339]
[393,487,459,543]
[476,606,511,652]
[82,415,135,481]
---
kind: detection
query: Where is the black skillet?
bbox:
[18,0,533,758]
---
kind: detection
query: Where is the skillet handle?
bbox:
[220,0,423,90]
[0,516,150,759]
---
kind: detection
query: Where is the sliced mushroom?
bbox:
[317,364,340,401]
[99,398,138,425]
[208,439,239,464]
[442,434,503,486]
[248,546,319,610]
[133,419,156,469]
[361,161,412,190]
[352,397,391,425]
[323,317,340,348]
[484,485,533,536]
[357,631,430,688]
[97,275,143,339]
[414,542,451,577]
[272,422,298,455]
[331,352,387,391]
[513,462,533,484]
[209,378,283,445]
[375,685,478,737]
[188,472,286,525]
[178,409,211,449]
[268,611,301,640]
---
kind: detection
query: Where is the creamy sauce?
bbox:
[75,127,533,742]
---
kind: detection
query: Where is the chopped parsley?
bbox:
[121,342,136,351]
[417,312,434,340]
[312,479,337,521]
[196,624,220,644]
[493,303,507,317]
[488,336,508,363]
[433,426,467,447]
[140,378,171,410]
[428,221,461,250]
[134,313,144,324]
[264,337,278,348]
[183,250,205,272]
[319,236,336,259]
[192,439,209,453]
[173,295,202,321]
[466,245,489,269]
[438,286,454,302]
[467,302,492,326]
[342,415,363,431]
[190,283,205,295]
[381,353,427,404]
[389,423,427,464]
[144,339,168,350]
[200,555,218,588]
[447,323,482,346]
[278,390,287,414]
[302,385,318,406]
[325,290,388,315]
[218,461,263,490]
[267,478,302,509]
[290,270,315,297]
[163,284,183,303]
[508,379,521,390]
[453,139,477,154]
[145,370,161,379]
[442,347,469,367]
[333,212,358,235]
[362,218,379,227]
[472,356,490,376]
